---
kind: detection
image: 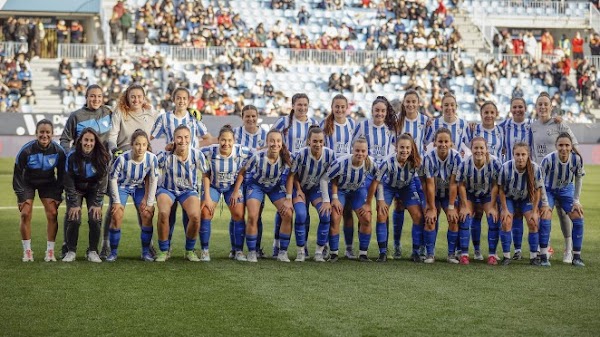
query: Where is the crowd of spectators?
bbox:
[113,0,460,52]
[0,52,36,113]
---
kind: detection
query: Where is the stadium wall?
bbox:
[1,114,599,162]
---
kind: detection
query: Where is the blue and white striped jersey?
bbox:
[151,112,208,148]
[233,126,267,151]
[325,154,378,192]
[498,160,544,201]
[424,117,469,151]
[468,124,505,159]
[401,113,429,155]
[157,148,208,195]
[290,147,336,191]
[456,155,502,198]
[245,149,290,189]
[540,151,585,190]
[201,144,251,191]
[353,120,396,165]
[499,118,531,162]
[375,153,421,190]
[272,116,318,153]
[423,148,462,199]
[110,151,159,204]
[320,118,356,156]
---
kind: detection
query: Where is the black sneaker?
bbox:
[376,253,387,262]
[572,258,585,267]
[358,254,371,262]
[257,248,266,259]
[328,253,339,263]
[530,257,541,266]
[512,251,522,261]
[411,252,423,263]
[501,257,511,266]
[99,244,110,260]
[60,243,68,260]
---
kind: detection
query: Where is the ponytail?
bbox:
[373,95,398,134]
[556,132,583,164]
[267,129,292,167]
[130,128,152,153]
[514,142,535,202]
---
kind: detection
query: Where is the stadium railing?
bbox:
[467,0,589,17]
[57,43,107,60]
[591,5,600,36]
[0,42,28,58]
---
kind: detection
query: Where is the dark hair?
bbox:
[283,93,310,137]
[396,133,421,168]
[324,94,348,136]
[35,119,53,132]
[241,104,258,117]
[130,129,152,153]
[117,84,150,119]
[74,127,110,178]
[85,84,103,97]
[372,95,398,134]
[434,127,453,144]
[352,136,372,171]
[306,125,324,144]
[556,132,583,163]
[510,96,526,108]
[442,92,457,105]
[512,142,536,203]
[480,101,498,116]
[218,124,234,138]
[267,130,292,167]
[536,91,551,104]
[171,87,191,100]
[398,90,420,134]
[172,124,191,153]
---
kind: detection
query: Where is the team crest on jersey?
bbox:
[48,158,55,166]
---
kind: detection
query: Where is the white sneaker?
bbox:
[44,250,56,262]
[345,249,357,260]
[563,250,573,264]
[86,251,102,263]
[235,251,247,262]
[295,250,306,262]
[277,251,290,262]
[62,251,76,262]
[247,251,258,263]
[474,250,484,261]
[22,249,34,262]
[314,252,325,262]
[200,249,211,262]
[424,255,435,264]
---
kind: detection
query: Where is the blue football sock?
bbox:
[487,215,499,254]
[274,213,282,240]
[304,204,311,246]
[471,216,482,251]
[539,219,551,248]
[168,203,177,242]
[294,222,306,248]
[185,237,196,251]
[500,230,512,254]
[233,220,246,251]
[512,217,524,250]
[109,229,121,254]
[411,224,423,254]
[528,232,539,253]
[316,219,330,247]
[376,222,387,254]
[228,220,234,251]
[424,230,436,256]
[459,215,472,253]
[329,234,340,252]
[257,216,263,249]
[572,218,584,252]
[279,233,291,251]
[246,234,257,252]
[393,209,405,247]
[140,226,153,254]
[358,232,371,252]
[200,219,211,250]
[158,239,170,252]
[447,230,458,256]
[344,225,354,247]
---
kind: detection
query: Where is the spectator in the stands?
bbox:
[572,31,584,60]
[297,6,310,25]
[71,21,84,43]
[541,30,554,56]
[524,31,537,57]
[57,20,69,43]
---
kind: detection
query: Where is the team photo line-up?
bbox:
[14,83,586,267]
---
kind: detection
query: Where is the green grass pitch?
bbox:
[0,158,599,336]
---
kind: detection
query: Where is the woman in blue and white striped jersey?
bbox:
[199,125,251,262]
[154,125,208,262]
[105,129,158,262]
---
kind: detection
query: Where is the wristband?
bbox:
[447,205,455,210]
[286,194,292,199]
[332,194,339,200]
